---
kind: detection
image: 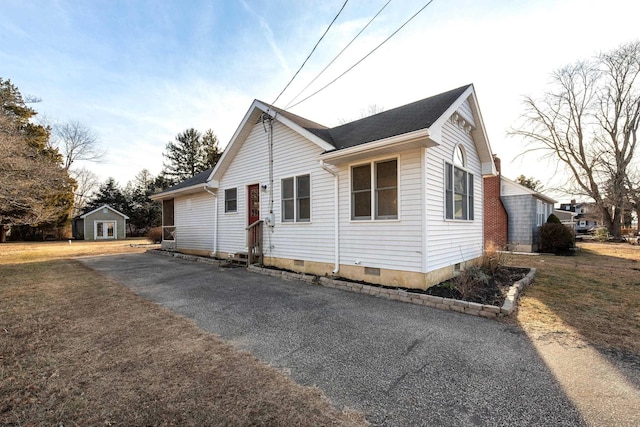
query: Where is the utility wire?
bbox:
[287,0,436,110]
[284,0,393,109]
[271,0,350,106]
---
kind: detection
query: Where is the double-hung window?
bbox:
[282,175,310,222]
[224,188,237,212]
[445,146,474,220]
[351,159,398,220]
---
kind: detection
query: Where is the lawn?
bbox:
[0,241,365,426]
[2,240,638,425]
[510,242,640,355]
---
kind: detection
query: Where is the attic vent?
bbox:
[102,208,108,214]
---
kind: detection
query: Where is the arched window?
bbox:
[445,145,474,220]
[454,145,466,167]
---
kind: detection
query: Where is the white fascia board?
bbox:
[501,176,556,203]
[257,101,335,151]
[319,128,435,164]
[431,85,496,174]
[80,204,130,219]
[149,183,211,201]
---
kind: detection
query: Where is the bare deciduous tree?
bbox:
[53,120,105,170]
[70,167,100,216]
[511,41,640,239]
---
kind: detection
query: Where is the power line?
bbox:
[284,0,393,109]
[287,0,436,110]
[271,0,350,106]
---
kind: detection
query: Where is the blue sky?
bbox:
[2,0,639,196]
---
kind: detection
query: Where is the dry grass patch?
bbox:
[0,247,365,425]
[0,239,153,264]
[509,242,640,355]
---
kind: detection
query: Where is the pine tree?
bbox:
[0,77,75,241]
[162,128,222,183]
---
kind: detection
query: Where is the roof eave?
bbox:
[319,129,436,165]
[149,181,219,201]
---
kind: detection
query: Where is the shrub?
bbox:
[454,266,489,300]
[594,227,609,242]
[146,226,162,243]
[481,241,509,275]
[546,213,562,224]
[538,223,575,254]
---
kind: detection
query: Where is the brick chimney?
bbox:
[483,155,508,249]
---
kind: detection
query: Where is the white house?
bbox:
[151,85,496,289]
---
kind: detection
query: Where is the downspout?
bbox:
[320,160,340,274]
[203,186,218,256]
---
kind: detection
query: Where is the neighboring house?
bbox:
[150,84,496,290]
[553,209,578,228]
[484,158,557,252]
[558,200,600,233]
[74,205,129,240]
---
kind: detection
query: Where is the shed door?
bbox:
[96,221,116,239]
[248,184,260,226]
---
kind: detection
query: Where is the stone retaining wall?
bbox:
[248,265,537,319]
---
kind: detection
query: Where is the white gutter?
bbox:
[203,186,218,256]
[320,160,340,274]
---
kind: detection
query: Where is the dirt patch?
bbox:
[0,256,366,425]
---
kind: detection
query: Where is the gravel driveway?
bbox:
[80,253,584,426]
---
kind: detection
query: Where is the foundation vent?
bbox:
[294,259,305,267]
[364,267,381,276]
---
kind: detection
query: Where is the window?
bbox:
[351,159,398,220]
[445,146,474,220]
[224,188,237,212]
[282,175,310,222]
[536,200,544,226]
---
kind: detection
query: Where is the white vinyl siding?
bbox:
[217,121,334,263]
[174,193,215,251]
[424,114,483,272]
[339,150,423,272]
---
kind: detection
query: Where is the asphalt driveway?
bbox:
[80,253,584,426]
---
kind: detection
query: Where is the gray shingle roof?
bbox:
[161,167,214,192]
[157,86,472,197]
[262,84,471,152]
[325,85,470,150]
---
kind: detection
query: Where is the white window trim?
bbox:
[281,174,312,224]
[349,156,400,222]
[444,146,475,222]
[224,187,238,213]
[94,220,117,240]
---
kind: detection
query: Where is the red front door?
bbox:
[248,184,260,226]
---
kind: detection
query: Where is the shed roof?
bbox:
[79,204,130,219]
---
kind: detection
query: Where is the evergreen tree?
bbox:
[162,128,221,183]
[125,169,162,234]
[0,78,74,241]
[85,178,128,215]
